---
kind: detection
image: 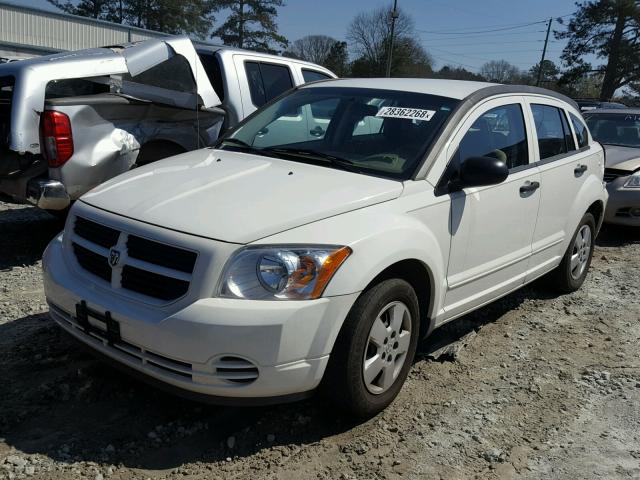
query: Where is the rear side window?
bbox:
[302,69,331,83]
[244,61,293,108]
[531,104,575,160]
[570,113,589,148]
[45,78,109,99]
[458,103,529,170]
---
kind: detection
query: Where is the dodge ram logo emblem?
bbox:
[108,248,121,267]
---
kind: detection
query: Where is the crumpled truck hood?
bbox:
[80,149,404,244]
[0,35,219,155]
[603,144,640,172]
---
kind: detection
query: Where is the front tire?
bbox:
[322,279,420,417]
[549,212,595,293]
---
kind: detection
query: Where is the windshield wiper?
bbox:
[217,137,260,152]
[264,147,362,173]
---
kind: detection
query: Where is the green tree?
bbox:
[556,0,640,100]
[47,0,123,22]
[212,0,288,53]
[347,5,433,77]
[529,59,560,83]
[48,0,217,38]
[324,41,349,77]
[285,35,349,75]
[433,66,485,81]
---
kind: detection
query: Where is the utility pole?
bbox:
[385,0,399,78]
[536,17,553,87]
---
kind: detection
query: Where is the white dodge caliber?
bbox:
[43,79,608,416]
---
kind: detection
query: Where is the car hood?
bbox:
[80,149,404,244]
[603,144,640,171]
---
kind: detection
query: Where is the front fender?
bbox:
[256,200,448,320]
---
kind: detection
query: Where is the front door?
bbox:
[441,98,541,318]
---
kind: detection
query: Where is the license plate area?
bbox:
[75,300,121,345]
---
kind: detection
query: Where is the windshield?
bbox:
[220,86,459,180]
[585,112,640,148]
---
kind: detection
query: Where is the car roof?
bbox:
[303,78,498,100]
[301,78,579,107]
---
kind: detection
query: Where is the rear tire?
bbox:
[549,212,595,293]
[321,279,420,418]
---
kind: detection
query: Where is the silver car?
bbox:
[584,109,640,226]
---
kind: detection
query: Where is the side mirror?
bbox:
[451,156,509,190]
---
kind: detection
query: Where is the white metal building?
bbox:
[0,1,168,60]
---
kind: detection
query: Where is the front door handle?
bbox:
[520,181,540,194]
[574,164,588,176]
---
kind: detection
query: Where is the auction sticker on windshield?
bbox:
[376,107,436,121]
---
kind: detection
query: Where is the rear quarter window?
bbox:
[570,113,589,148]
[302,69,332,83]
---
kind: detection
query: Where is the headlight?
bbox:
[624,170,640,188]
[218,245,352,300]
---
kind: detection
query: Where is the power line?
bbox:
[418,29,548,41]
[423,39,551,47]
[429,47,540,67]
[418,20,548,35]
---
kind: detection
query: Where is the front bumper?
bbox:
[605,181,640,226]
[43,233,359,401]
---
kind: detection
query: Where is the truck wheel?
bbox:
[322,279,420,417]
[549,213,595,293]
[135,141,186,166]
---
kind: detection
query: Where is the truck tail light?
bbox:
[40,110,74,167]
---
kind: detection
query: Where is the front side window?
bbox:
[220,86,459,180]
[244,61,293,108]
[584,113,640,148]
[570,113,589,148]
[531,104,575,160]
[458,104,529,170]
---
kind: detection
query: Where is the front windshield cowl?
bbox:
[218,86,460,181]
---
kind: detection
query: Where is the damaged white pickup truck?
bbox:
[0,36,334,212]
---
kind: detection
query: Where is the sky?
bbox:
[18,0,592,74]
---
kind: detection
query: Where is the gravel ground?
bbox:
[1,201,639,480]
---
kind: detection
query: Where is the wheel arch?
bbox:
[586,199,605,234]
[362,258,436,338]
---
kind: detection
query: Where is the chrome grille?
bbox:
[71,216,197,302]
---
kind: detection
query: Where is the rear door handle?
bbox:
[519,181,540,194]
[574,164,588,176]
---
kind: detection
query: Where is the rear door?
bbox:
[524,98,594,280]
[441,97,541,318]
